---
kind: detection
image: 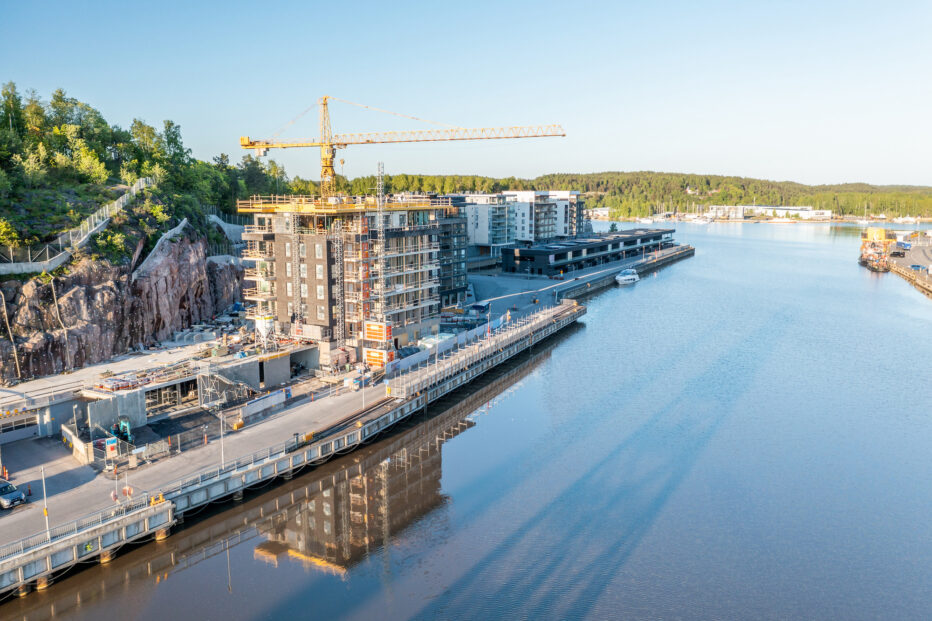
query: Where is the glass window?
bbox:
[286,282,293,297]
[300,283,308,298]
[317,305,325,320]
[299,242,306,258]
[315,243,323,259]
[316,264,323,279]
[299,263,307,278]
[316,285,325,300]
[285,242,291,257]
[285,262,291,277]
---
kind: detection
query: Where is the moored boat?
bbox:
[615,268,640,285]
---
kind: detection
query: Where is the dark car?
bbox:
[890,250,905,257]
[0,480,26,509]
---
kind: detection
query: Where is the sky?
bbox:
[3,0,932,186]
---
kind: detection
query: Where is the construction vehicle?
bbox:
[110,416,134,445]
[240,96,565,198]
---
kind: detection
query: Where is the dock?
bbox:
[887,245,932,300]
[0,300,586,598]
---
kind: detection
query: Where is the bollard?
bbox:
[26,483,31,496]
[100,550,114,564]
[36,576,52,590]
[155,527,170,541]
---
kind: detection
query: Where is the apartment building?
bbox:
[240,195,466,367]
[458,190,589,253]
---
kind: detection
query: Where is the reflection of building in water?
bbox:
[4,333,566,620]
[251,333,566,571]
[255,414,469,571]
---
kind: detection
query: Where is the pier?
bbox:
[0,300,586,598]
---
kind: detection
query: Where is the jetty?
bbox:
[0,300,585,597]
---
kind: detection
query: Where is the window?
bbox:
[285,242,291,257]
[315,243,323,259]
[287,302,293,318]
[299,242,306,258]
[285,262,292,277]
[317,305,325,320]
[286,282,293,297]
[300,283,308,298]
[316,264,323,279]
[316,285,325,300]
[299,263,307,278]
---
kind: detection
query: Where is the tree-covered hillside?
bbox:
[0,82,289,253]
[4,81,930,253]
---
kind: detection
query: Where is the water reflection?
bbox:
[3,326,576,621]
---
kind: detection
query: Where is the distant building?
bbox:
[500,228,675,276]
[455,190,590,254]
[707,205,832,220]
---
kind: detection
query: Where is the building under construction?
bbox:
[240,193,466,368]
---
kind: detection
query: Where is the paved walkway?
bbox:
[0,383,384,545]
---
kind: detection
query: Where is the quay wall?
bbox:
[0,303,587,598]
[557,245,695,301]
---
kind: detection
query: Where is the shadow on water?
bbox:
[1,325,580,621]
[410,314,787,620]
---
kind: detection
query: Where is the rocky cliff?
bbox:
[0,234,242,384]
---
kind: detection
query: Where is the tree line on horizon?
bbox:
[3,82,931,248]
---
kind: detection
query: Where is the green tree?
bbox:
[0,82,26,137]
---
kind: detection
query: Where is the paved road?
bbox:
[0,383,385,546]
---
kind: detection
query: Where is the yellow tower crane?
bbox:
[240,96,565,197]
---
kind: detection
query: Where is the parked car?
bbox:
[0,480,26,509]
[890,250,906,257]
[909,264,924,271]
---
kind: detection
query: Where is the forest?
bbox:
[3,82,931,253]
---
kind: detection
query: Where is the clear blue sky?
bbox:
[4,0,931,185]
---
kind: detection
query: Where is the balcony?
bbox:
[242,225,275,241]
[242,242,273,260]
[243,287,276,301]
[244,267,276,282]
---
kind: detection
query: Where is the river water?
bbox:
[6,223,932,620]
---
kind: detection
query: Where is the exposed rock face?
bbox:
[0,235,242,384]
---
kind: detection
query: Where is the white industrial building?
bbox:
[707,205,833,220]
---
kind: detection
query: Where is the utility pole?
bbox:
[41,466,50,540]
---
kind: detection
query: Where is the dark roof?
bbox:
[507,229,673,253]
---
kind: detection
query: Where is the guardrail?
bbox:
[0,495,154,562]
[0,178,152,275]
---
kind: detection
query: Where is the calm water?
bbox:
[6,223,932,620]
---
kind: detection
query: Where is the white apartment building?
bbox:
[459,190,588,251]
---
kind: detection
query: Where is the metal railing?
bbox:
[0,495,154,561]
[0,178,152,267]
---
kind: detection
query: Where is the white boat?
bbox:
[636,217,654,224]
[615,269,640,285]
[856,219,870,226]
[693,217,711,224]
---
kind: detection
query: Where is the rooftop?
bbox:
[511,229,673,252]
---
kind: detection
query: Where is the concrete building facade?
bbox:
[240,195,467,366]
